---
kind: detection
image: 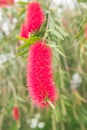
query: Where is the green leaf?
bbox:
[54,48,66,57]
[61,94,68,100]
[18,43,29,51]
[51,29,64,40]
[18,36,41,51]
[18,8,26,16]
[17,1,28,5]
[16,96,25,103]
[55,25,69,37]
[47,100,55,110]
[16,36,28,42]
[73,29,84,39]
[61,100,67,116]
[27,36,41,42]
[16,49,28,57]
[49,14,55,29]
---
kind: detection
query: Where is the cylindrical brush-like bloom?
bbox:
[13,106,20,121]
[0,0,14,7]
[25,2,44,33]
[26,41,57,107]
[85,24,87,39]
[20,23,28,38]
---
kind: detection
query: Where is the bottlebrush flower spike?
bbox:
[85,24,87,39]
[26,41,57,107]
[25,2,44,33]
[0,0,14,7]
[20,23,28,38]
[13,106,20,121]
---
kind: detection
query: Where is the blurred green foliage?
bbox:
[0,0,87,130]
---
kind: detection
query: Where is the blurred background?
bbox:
[0,0,87,130]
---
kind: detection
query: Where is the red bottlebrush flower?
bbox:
[20,23,28,38]
[25,2,44,33]
[85,24,87,39]
[13,106,20,121]
[0,0,14,7]
[26,41,57,107]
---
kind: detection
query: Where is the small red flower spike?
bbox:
[26,41,57,107]
[0,0,14,7]
[25,2,44,33]
[13,106,20,121]
[85,24,87,39]
[20,23,28,38]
